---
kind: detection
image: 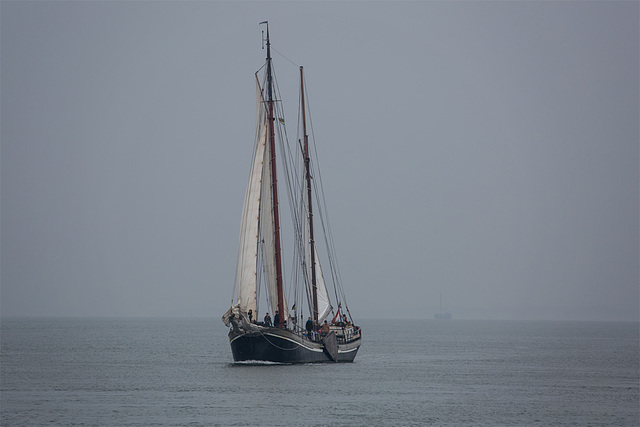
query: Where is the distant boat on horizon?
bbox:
[435,293,452,319]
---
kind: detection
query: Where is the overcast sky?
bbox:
[2,1,638,321]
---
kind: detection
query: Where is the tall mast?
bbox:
[262,22,285,326]
[300,66,319,324]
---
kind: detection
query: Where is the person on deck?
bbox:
[248,309,253,323]
[320,320,330,336]
[306,316,316,341]
[263,313,272,327]
[273,310,281,327]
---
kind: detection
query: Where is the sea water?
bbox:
[1,318,638,426]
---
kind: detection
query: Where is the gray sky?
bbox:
[2,1,638,321]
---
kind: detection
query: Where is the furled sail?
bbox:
[234,79,268,315]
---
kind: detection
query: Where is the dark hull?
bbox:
[228,327,360,363]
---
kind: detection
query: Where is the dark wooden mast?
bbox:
[263,22,285,327]
[300,66,319,324]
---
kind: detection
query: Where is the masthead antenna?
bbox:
[260,21,268,50]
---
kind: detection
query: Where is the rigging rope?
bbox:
[304,84,351,319]
[259,330,303,351]
[249,58,354,326]
[272,47,299,68]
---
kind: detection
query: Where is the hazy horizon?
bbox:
[2,2,638,322]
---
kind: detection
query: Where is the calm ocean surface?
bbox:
[1,318,638,426]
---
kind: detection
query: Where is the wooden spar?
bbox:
[264,24,285,327]
[300,66,319,324]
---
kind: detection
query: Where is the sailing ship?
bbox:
[434,293,452,319]
[222,23,361,363]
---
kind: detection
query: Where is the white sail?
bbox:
[304,191,331,322]
[311,241,332,322]
[234,80,268,315]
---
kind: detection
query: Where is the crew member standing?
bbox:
[305,316,315,340]
[264,312,272,327]
[274,310,281,327]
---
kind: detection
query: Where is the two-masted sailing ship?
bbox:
[222,23,361,363]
